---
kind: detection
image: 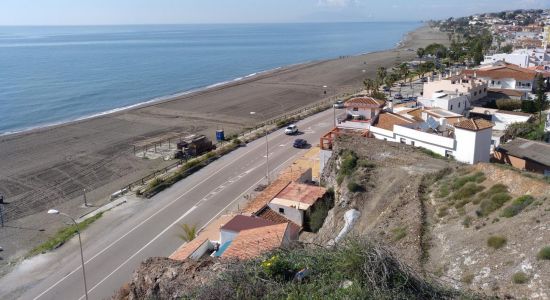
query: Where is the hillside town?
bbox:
[120,9,550,299]
[2,6,550,300]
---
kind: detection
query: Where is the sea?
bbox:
[0,22,420,135]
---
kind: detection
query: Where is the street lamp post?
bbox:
[250,112,270,185]
[48,209,88,300]
[324,85,337,128]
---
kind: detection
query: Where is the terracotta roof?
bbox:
[256,206,301,236]
[462,63,542,81]
[220,215,276,233]
[374,112,415,131]
[488,88,526,97]
[345,97,386,108]
[498,138,550,166]
[453,118,494,131]
[170,238,209,261]
[222,223,289,259]
[273,182,326,206]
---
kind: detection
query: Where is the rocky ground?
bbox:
[301,136,550,299]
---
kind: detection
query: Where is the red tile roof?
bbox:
[374,112,415,131]
[345,97,386,108]
[453,118,494,131]
[462,62,548,81]
[256,206,301,238]
[220,215,276,233]
[274,182,326,206]
[222,223,289,259]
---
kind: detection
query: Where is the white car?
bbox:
[284,124,298,135]
[333,100,344,109]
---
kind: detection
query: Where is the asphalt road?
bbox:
[17,108,336,300]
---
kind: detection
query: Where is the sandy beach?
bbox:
[0,25,449,269]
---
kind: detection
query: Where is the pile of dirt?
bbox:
[113,257,227,300]
[303,136,550,299]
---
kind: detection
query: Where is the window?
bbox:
[278,208,285,214]
[445,150,453,158]
[411,141,415,146]
[353,107,358,111]
[474,91,477,96]
[450,105,453,110]
[400,138,406,144]
[484,87,487,92]
[491,80,495,85]
[458,102,461,108]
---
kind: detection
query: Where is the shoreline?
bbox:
[0,25,418,138]
[0,24,450,275]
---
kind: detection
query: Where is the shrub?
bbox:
[391,227,407,241]
[306,196,334,233]
[537,246,550,260]
[340,150,358,176]
[232,138,242,145]
[437,206,449,218]
[437,182,450,198]
[461,273,474,285]
[512,272,529,284]
[347,181,363,193]
[451,182,484,201]
[462,216,473,228]
[478,192,512,216]
[419,148,445,159]
[487,235,507,249]
[358,159,376,169]
[500,195,535,218]
[496,99,522,111]
[451,172,485,190]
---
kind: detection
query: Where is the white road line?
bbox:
[35,110,331,299]
[79,146,305,299]
[33,138,270,299]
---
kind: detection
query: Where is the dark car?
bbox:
[420,77,428,82]
[293,139,307,148]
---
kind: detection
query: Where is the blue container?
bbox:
[216,130,225,141]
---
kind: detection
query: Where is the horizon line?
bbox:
[0,20,426,27]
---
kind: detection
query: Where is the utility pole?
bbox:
[0,194,4,227]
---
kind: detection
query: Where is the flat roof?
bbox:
[272,182,326,208]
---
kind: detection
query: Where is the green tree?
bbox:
[501,44,513,54]
[534,74,549,124]
[363,78,375,95]
[416,48,425,61]
[376,67,387,86]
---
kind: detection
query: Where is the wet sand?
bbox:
[0,25,449,267]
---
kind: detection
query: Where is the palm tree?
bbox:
[363,78,375,95]
[416,48,425,62]
[376,67,387,85]
[178,223,197,242]
[384,76,395,96]
[398,63,409,81]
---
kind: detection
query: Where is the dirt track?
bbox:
[0,25,449,271]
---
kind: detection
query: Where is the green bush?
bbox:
[391,227,407,241]
[306,196,334,233]
[451,172,486,190]
[189,238,467,300]
[357,159,376,169]
[512,272,529,284]
[496,99,522,111]
[461,273,474,285]
[340,150,358,176]
[500,195,535,218]
[419,148,445,159]
[451,182,484,201]
[537,246,550,260]
[347,181,363,193]
[437,182,450,198]
[478,192,512,216]
[487,235,507,249]
[462,216,473,228]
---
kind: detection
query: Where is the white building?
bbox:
[419,91,470,114]
[462,61,549,93]
[482,48,550,68]
[422,74,488,103]
[469,107,532,131]
[370,110,494,164]
[267,182,326,227]
[336,96,386,131]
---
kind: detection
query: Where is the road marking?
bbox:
[77,205,199,300]
[33,137,270,299]
[34,109,332,299]
[79,144,305,299]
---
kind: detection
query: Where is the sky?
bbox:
[0,0,549,26]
